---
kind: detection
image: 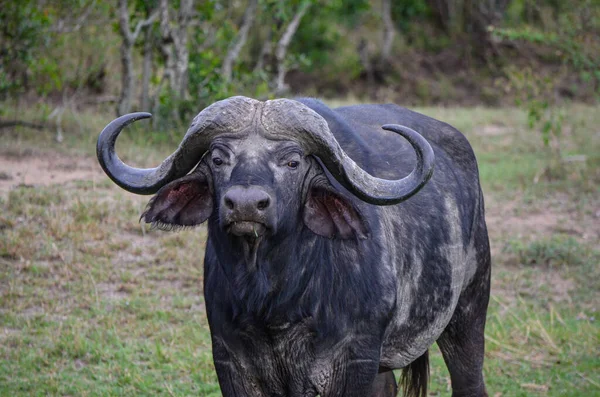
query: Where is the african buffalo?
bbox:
[97,96,491,397]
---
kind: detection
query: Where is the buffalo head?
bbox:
[97,96,434,266]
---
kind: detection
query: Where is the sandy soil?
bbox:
[0,149,105,195]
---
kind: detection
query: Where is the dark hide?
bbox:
[142,98,491,397]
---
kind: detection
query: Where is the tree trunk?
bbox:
[426,0,463,34]
[140,25,153,111]
[117,0,134,116]
[274,1,310,94]
[118,32,135,116]
[116,0,157,116]
[426,0,510,60]
[174,0,193,98]
[254,28,273,73]
[358,38,375,86]
[222,0,258,82]
[464,0,511,60]
[380,0,395,65]
[157,0,194,119]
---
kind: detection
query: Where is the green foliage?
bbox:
[187,23,236,104]
[391,0,430,29]
[0,1,52,97]
[292,9,341,72]
[319,0,371,26]
[504,66,565,147]
[493,0,599,157]
[1,0,598,118]
[290,0,368,87]
[1,1,117,99]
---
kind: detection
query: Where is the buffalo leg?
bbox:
[369,371,397,397]
[437,254,491,397]
[211,338,251,396]
[322,357,381,397]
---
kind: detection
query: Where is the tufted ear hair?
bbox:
[142,169,213,230]
[303,182,369,240]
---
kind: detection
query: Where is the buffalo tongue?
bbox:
[229,222,265,272]
[241,234,262,272]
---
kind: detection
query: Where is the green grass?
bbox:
[0,185,218,396]
[1,102,599,396]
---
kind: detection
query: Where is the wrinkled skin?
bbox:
[100,97,491,397]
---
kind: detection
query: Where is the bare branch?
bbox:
[159,0,173,42]
[117,0,158,115]
[120,0,157,45]
[177,0,194,29]
[380,0,395,63]
[198,23,218,52]
[358,38,374,86]
[222,0,259,83]
[132,11,158,41]
[140,27,154,111]
[155,0,195,118]
[254,28,273,73]
[50,0,98,33]
[119,0,133,43]
[274,1,311,93]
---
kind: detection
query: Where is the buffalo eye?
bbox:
[212,157,223,166]
[287,161,299,169]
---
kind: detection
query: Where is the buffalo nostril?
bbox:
[223,186,272,214]
[257,198,270,210]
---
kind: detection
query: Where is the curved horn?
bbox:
[97,97,260,195]
[262,100,435,205]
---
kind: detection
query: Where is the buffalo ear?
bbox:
[142,172,213,230]
[303,186,369,239]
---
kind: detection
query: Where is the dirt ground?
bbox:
[0,149,105,195]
